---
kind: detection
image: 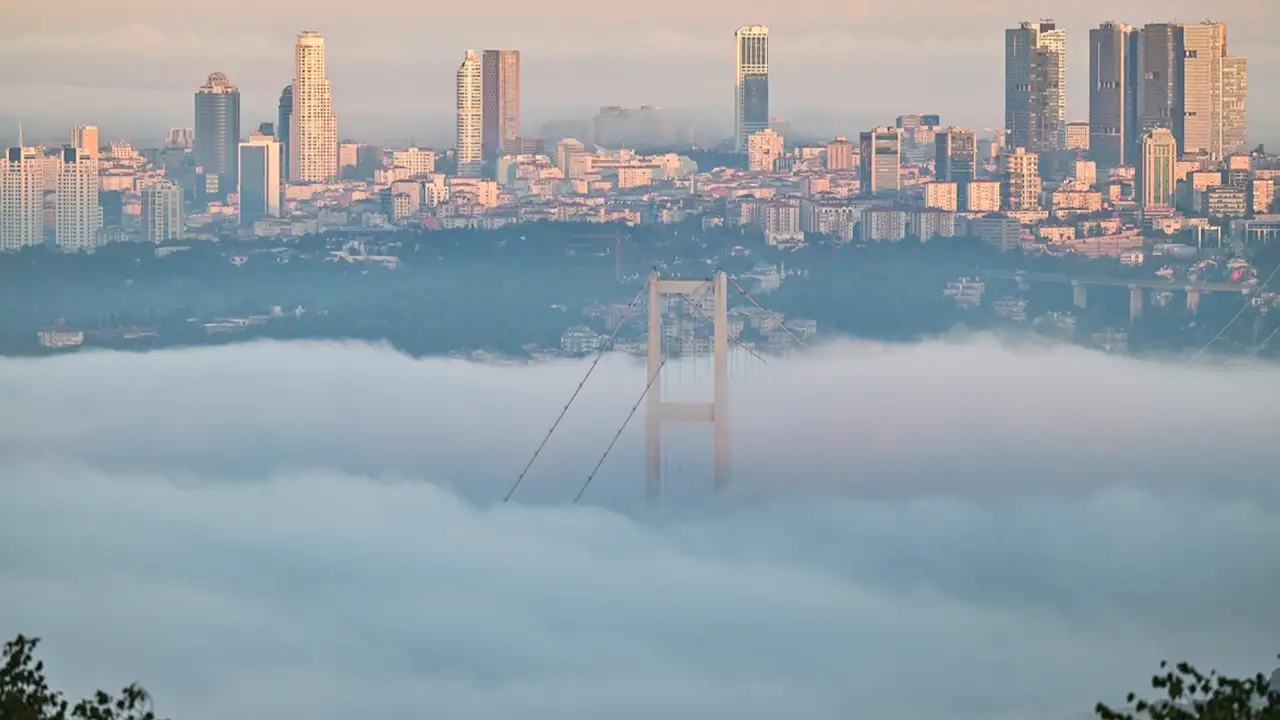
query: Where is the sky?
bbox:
[1,336,1279,720]
[1,0,1277,147]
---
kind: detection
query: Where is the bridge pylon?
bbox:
[645,269,729,499]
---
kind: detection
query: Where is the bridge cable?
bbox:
[574,357,668,504]
[679,290,769,365]
[1257,325,1280,354]
[503,283,648,503]
[1190,262,1280,360]
[724,271,811,350]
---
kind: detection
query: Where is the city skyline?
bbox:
[1,1,1276,147]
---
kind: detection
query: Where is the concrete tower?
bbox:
[1138,128,1178,208]
[734,25,769,153]
[0,145,45,251]
[290,32,338,182]
[456,50,483,178]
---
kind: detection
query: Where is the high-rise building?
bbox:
[1137,24,1181,140]
[165,128,194,149]
[826,136,854,171]
[746,128,784,172]
[99,190,124,229]
[859,127,902,195]
[456,50,483,177]
[1005,21,1066,152]
[734,25,769,153]
[1089,22,1138,169]
[142,179,184,243]
[71,125,99,160]
[194,72,242,194]
[481,50,520,162]
[238,133,282,224]
[1138,128,1177,207]
[278,85,293,181]
[0,145,44,252]
[1000,146,1042,211]
[1222,56,1248,156]
[55,146,102,252]
[1178,22,1226,159]
[290,32,338,182]
[935,127,977,207]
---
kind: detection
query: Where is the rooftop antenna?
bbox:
[17,121,23,148]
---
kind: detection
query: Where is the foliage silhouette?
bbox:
[1096,658,1280,720]
[0,635,168,720]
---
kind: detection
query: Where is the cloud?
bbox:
[0,336,1278,720]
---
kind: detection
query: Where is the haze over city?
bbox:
[2,0,1278,145]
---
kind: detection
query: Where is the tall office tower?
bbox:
[0,145,44,251]
[826,136,854,170]
[278,85,293,180]
[54,146,102,252]
[238,133,282,224]
[1137,24,1180,141]
[935,127,976,207]
[481,50,520,162]
[1005,21,1065,152]
[1222,57,1248,156]
[290,32,338,182]
[71,125,99,160]
[194,72,242,194]
[1138,127,1177,207]
[456,50,483,177]
[1178,22,1226,159]
[999,146,1042,211]
[1089,22,1137,169]
[141,179,184,243]
[859,127,902,195]
[733,25,769,153]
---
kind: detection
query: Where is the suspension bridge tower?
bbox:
[645,269,730,497]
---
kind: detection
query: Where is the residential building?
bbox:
[456,50,483,177]
[924,181,959,212]
[1066,122,1090,151]
[1000,146,1041,210]
[290,32,338,182]
[935,127,976,206]
[0,145,44,251]
[55,146,102,251]
[826,136,854,171]
[142,179,183,243]
[1222,56,1248,156]
[71,125,99,160]
[747,128,784,172]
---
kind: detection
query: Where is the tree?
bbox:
[1097,659,1280,720]
[0,635,168,720]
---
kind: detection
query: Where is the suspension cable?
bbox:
[573,357,667,504]
[724,271,810,350]
[503,283,648,503]
[1191,261,1280,360]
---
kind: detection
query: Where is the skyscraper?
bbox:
[290,32,338,182]
[456,50,483,178]
[142,179,184,243]
[239,133,282,224]
[935,127,977,207]
[0,145,44,251]
[1137,24,1181,141]
[481,50,520,163]
[1178,22,1226,159]
[859,127,902,195]
[1222,56,1248,155]
[55,146,102,252]
[1005,21,1065,152]
[734,25,769,153]
[194,72,241,194]
[1089,22,1138,169]
[1138,128,1177,208]
[71,125,99,160]
[278,84,293,181]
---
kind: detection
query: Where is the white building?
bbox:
[290,31,338,182]
[746,128,784,172]
[456,50,483,178]
[390,147,436,176]
[142,179,183,243]
[0,145,45,251]
[239,133,282,223]
[55,147,102,251]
